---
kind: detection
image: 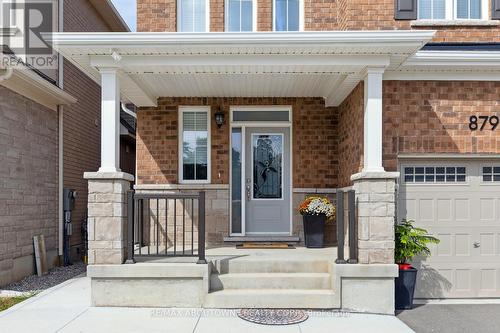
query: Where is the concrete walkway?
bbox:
[0,276,413,333]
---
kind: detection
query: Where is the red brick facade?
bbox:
[137,0,500,42]
[337,83,364,188]
[383,81,500,171]
[137,97,339,188]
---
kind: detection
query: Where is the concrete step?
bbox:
[204,289,339,309]
[212,258,330,274]
[210,273,331,291]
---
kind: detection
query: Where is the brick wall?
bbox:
[339,0,500,42]
[383,81,500,171]
[136,0,499,42]
[137,0,177,32]
[0,86,59,286]
[337,83,364,187]
[63,0,122,255]
[137,97,339,188]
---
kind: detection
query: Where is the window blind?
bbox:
[182,111,208,181]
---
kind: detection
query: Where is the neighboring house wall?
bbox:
[0,86,59,286]
[120,137,136,176]
[383,80,500,171]
[137,0,500,42]
[62,0,117,258]
[137,97,339,188]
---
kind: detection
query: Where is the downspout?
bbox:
[57,0,64,264]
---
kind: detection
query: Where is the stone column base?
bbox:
[84,172,134,265]
[351,171,399,264]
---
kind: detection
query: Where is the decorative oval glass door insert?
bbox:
[252,134,283,199]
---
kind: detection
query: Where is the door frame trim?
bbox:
[229,105,293,236]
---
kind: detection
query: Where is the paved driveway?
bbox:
[397,303,500,333]
[0,276,413,333]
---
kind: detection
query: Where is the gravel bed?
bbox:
[2,262,87,293]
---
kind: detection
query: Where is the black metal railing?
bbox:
[126,191,206,264]
[335,189,357,264]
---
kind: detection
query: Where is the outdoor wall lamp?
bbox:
[215,108,225,128]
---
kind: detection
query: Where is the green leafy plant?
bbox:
[395,219,440,264]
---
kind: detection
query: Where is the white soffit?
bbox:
[50,31,436,107]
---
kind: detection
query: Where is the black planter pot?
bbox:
[303,215,326,248]
[395,266,418,310]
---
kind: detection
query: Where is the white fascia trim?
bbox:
[0,69,77,110]
[404,50,500,67]
[50,30,436,48]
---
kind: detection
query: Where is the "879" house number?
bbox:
[469,115,499,131]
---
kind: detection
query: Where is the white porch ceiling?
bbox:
[50,31,436,107]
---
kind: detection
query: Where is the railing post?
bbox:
[125,190,135,264]
[348,190,358,264]
[335,190,346,264]
[197,191,206,264]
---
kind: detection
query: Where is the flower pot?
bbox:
[395,265,418,310]
[302,215,326,248]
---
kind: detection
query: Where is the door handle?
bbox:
[473,241,480,248]
[246,185,251,201]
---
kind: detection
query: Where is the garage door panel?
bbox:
[455,233,471,256]
[399,159,500,298]
[479,198,497,222]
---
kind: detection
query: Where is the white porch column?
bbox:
[363,68,385,172]
[98,68,121,173]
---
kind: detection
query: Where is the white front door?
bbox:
[398,159,500,298]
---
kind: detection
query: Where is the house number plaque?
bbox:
[469,115,499,131]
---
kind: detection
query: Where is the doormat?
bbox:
[236,243,295,249]
[237,309,308,325]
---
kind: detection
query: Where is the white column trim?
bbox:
[362,67,385,173]
[98,67,121,173]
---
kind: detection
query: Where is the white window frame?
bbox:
[224,0,257,32]
[272,0,304,32]
[177,0,210,32]
[417,0,489,20]
[178,106,211,184]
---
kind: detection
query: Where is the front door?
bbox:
[244,127,291,234]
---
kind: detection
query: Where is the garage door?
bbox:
[398,160,500,298]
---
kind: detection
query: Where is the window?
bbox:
[226,0,254,31]
[274,0,301,31]
[418,0,484,20]
[482,166,500,182]
[179,107,210,183]
[456,0,481,19]
[178,0,208,32]
[404,166,467,183]
[418,0,446,19]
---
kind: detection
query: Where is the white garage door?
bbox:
[398,160,500,298]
